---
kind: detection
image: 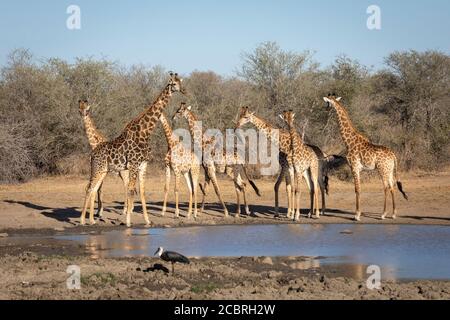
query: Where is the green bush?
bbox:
[0,45,448,183]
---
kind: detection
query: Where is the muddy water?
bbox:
[56,224,450,281]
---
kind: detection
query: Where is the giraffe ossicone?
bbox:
[323,94,408,221]
[235,106,332,218]
[78,100,132,217]
[79,72,186,227]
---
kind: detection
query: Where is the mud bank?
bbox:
[0,252,449,300]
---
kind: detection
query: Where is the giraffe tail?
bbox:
[397,181,408,200]
[394,156,408,200]
[322,154,346,196]
[242,165,261,197]
[323,175,329,195]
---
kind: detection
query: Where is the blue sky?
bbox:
[0,0,448,75]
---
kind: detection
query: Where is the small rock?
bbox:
[142,287,151,294]
[289,262,304,270]
[0,233,8,238]
[287,256,297,261]
[261,257,273,265]
[163,225,171,228]
[268,271,282,278]
[53,227,65,232]
[168,292,176,300]
[340,229,353,235]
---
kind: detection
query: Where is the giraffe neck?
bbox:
[130,85,173,140]
[332,101,368,148]
[249,114,276,136]
[249,114,290,153]
[185,111,204,148]
[288,122,304,154]
[159,113,177,150]
[82,113,106,150]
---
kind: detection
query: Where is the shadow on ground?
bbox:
[4,200,80,225]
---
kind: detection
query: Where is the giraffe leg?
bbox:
[351,167,362,221]
[286,182,292,220]
[389,170,397,219]
[242,181,250,216]
[313,179,320,218]
[390,186,397,219]
[303,170,313,219]
[88,172,107,225]
[200,180,209,215]
[378,165,393,220]
[174,172,180,218]
[235,171,247,217]
[288,166,296,220]
[119,170,130,215]
[318,169,326,216]
[243,189,250,215]
[95,182,104,218]
[294,171,302,222]
[81,180,97,226]
[274,165,285,217]
[235,187,241,218]
[138,163,150,226]
[275,153,288,217]
[125,168,139,228]
[191,169,199,219]
[310,164,321,218]
[183,171,193,219]
[381,184,389,220]
[162,166,171,216]
[207,166,229,217]
[200,167,210,215]
[80,184,91,226]
[285,170,293,219]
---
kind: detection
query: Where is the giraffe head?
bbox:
[235,106,254,129]
[172,102,192,120]
[78,99,91,117]
[168,72,186,94]
[279,110,295,128]
[322,93,342,108]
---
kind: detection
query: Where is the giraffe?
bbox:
[235,107,329,219]
[80,72,186,227]
[279,110,320,220]
[173,103,260,217]
[159,112,201,219]
[323,94,408,221]
[78,100,130,217]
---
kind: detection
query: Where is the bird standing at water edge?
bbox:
[154,247,190,274]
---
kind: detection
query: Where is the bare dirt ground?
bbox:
[0,171,449,232]
[0,171,449,300]
[0,252,449,300]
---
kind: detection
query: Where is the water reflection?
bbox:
[56,224,450,281]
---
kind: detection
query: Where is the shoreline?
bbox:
[2,218,450,237]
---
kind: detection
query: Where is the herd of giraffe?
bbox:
[78,72,408,227]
